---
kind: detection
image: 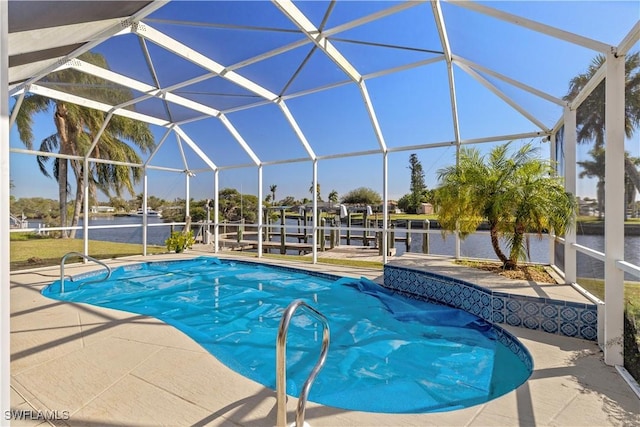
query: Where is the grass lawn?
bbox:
[578,277,640,320]
[10,234,165,270]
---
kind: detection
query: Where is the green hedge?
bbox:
[624,310,640,382]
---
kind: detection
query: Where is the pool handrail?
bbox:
[60,252,112,293]
[276,299,330,427]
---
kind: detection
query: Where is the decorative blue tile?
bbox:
[462,286,472,298]
[382,264,598,341]
[443,291,454,304]
[453,294,463,308]
[523,302,540,316]
[541,319,558,333]
[480,293,491,306]
[541,304,558,319]
[506,313,522,326]
[506,299,521,313]
[523,316,539,329]
[492,296,505,310]
[560,322,578,337]
[560,306,579,322]
[469,303,482,316]
[580,325,597,341]
[580,309,597,325]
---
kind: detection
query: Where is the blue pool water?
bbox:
[42,257,532,413]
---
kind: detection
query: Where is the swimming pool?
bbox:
[43,256,532,413]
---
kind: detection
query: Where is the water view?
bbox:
[65,216,639,281]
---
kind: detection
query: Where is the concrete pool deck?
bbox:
[8,251,640,426]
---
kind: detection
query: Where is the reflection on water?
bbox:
[76,216,173,246]
[401,232,639,280]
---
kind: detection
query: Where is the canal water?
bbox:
[65,216,639,281]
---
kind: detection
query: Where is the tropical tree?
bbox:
[309,182,322,201]
[625,155,640,219]
[109,196,128,212]
[564,51,640,215]
[397,153,431,213]
[577,148,606,218]
[435,142,576,270]
[214,188,257,223]
[409,153,426,208]
[280,195,297,207]
[135,194,166,211]
[328,190,339,204]
[13,51,155,237]
[269,184,277,206]
[578,148,640,219]
[340,187,381,205]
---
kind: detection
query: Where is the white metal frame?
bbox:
[1,0,10,416]
[3,3,640,413]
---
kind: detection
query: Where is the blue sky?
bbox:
[9,1,640,205]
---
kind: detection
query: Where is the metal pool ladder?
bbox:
[276,300,330,427]
[60,252,112,293]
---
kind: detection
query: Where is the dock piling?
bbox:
[422,219,430,253]
[280,208,286,255]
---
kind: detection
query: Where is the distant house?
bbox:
[388,200,401,214]
[419,203,434,215]
[90,205,115,214]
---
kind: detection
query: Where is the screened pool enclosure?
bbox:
[2,0,640,411]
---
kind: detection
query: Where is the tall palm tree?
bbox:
[13,52,154,237]
[577,148,606,218]
[435,142,576,270]
[625,155,640,219]
[309,182,322,202]
[578,148,640,219]
[564,52,640,214]
[269,184,277,206]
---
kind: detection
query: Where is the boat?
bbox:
[131,208,162,218]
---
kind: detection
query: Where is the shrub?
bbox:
[624,309,640,382]
[165,231,195,253]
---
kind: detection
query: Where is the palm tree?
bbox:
[13,52,154,237]
[269,184,277,206]
[577,148,606,218]
[578,148,640,219]
[328,190,339,204]
[564,52,640,215]
[625,155,640,219]
[435,142,576,270]
[309,182,322,202]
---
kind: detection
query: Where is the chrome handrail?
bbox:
[60,252,112,293]
[276,300,330,427]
